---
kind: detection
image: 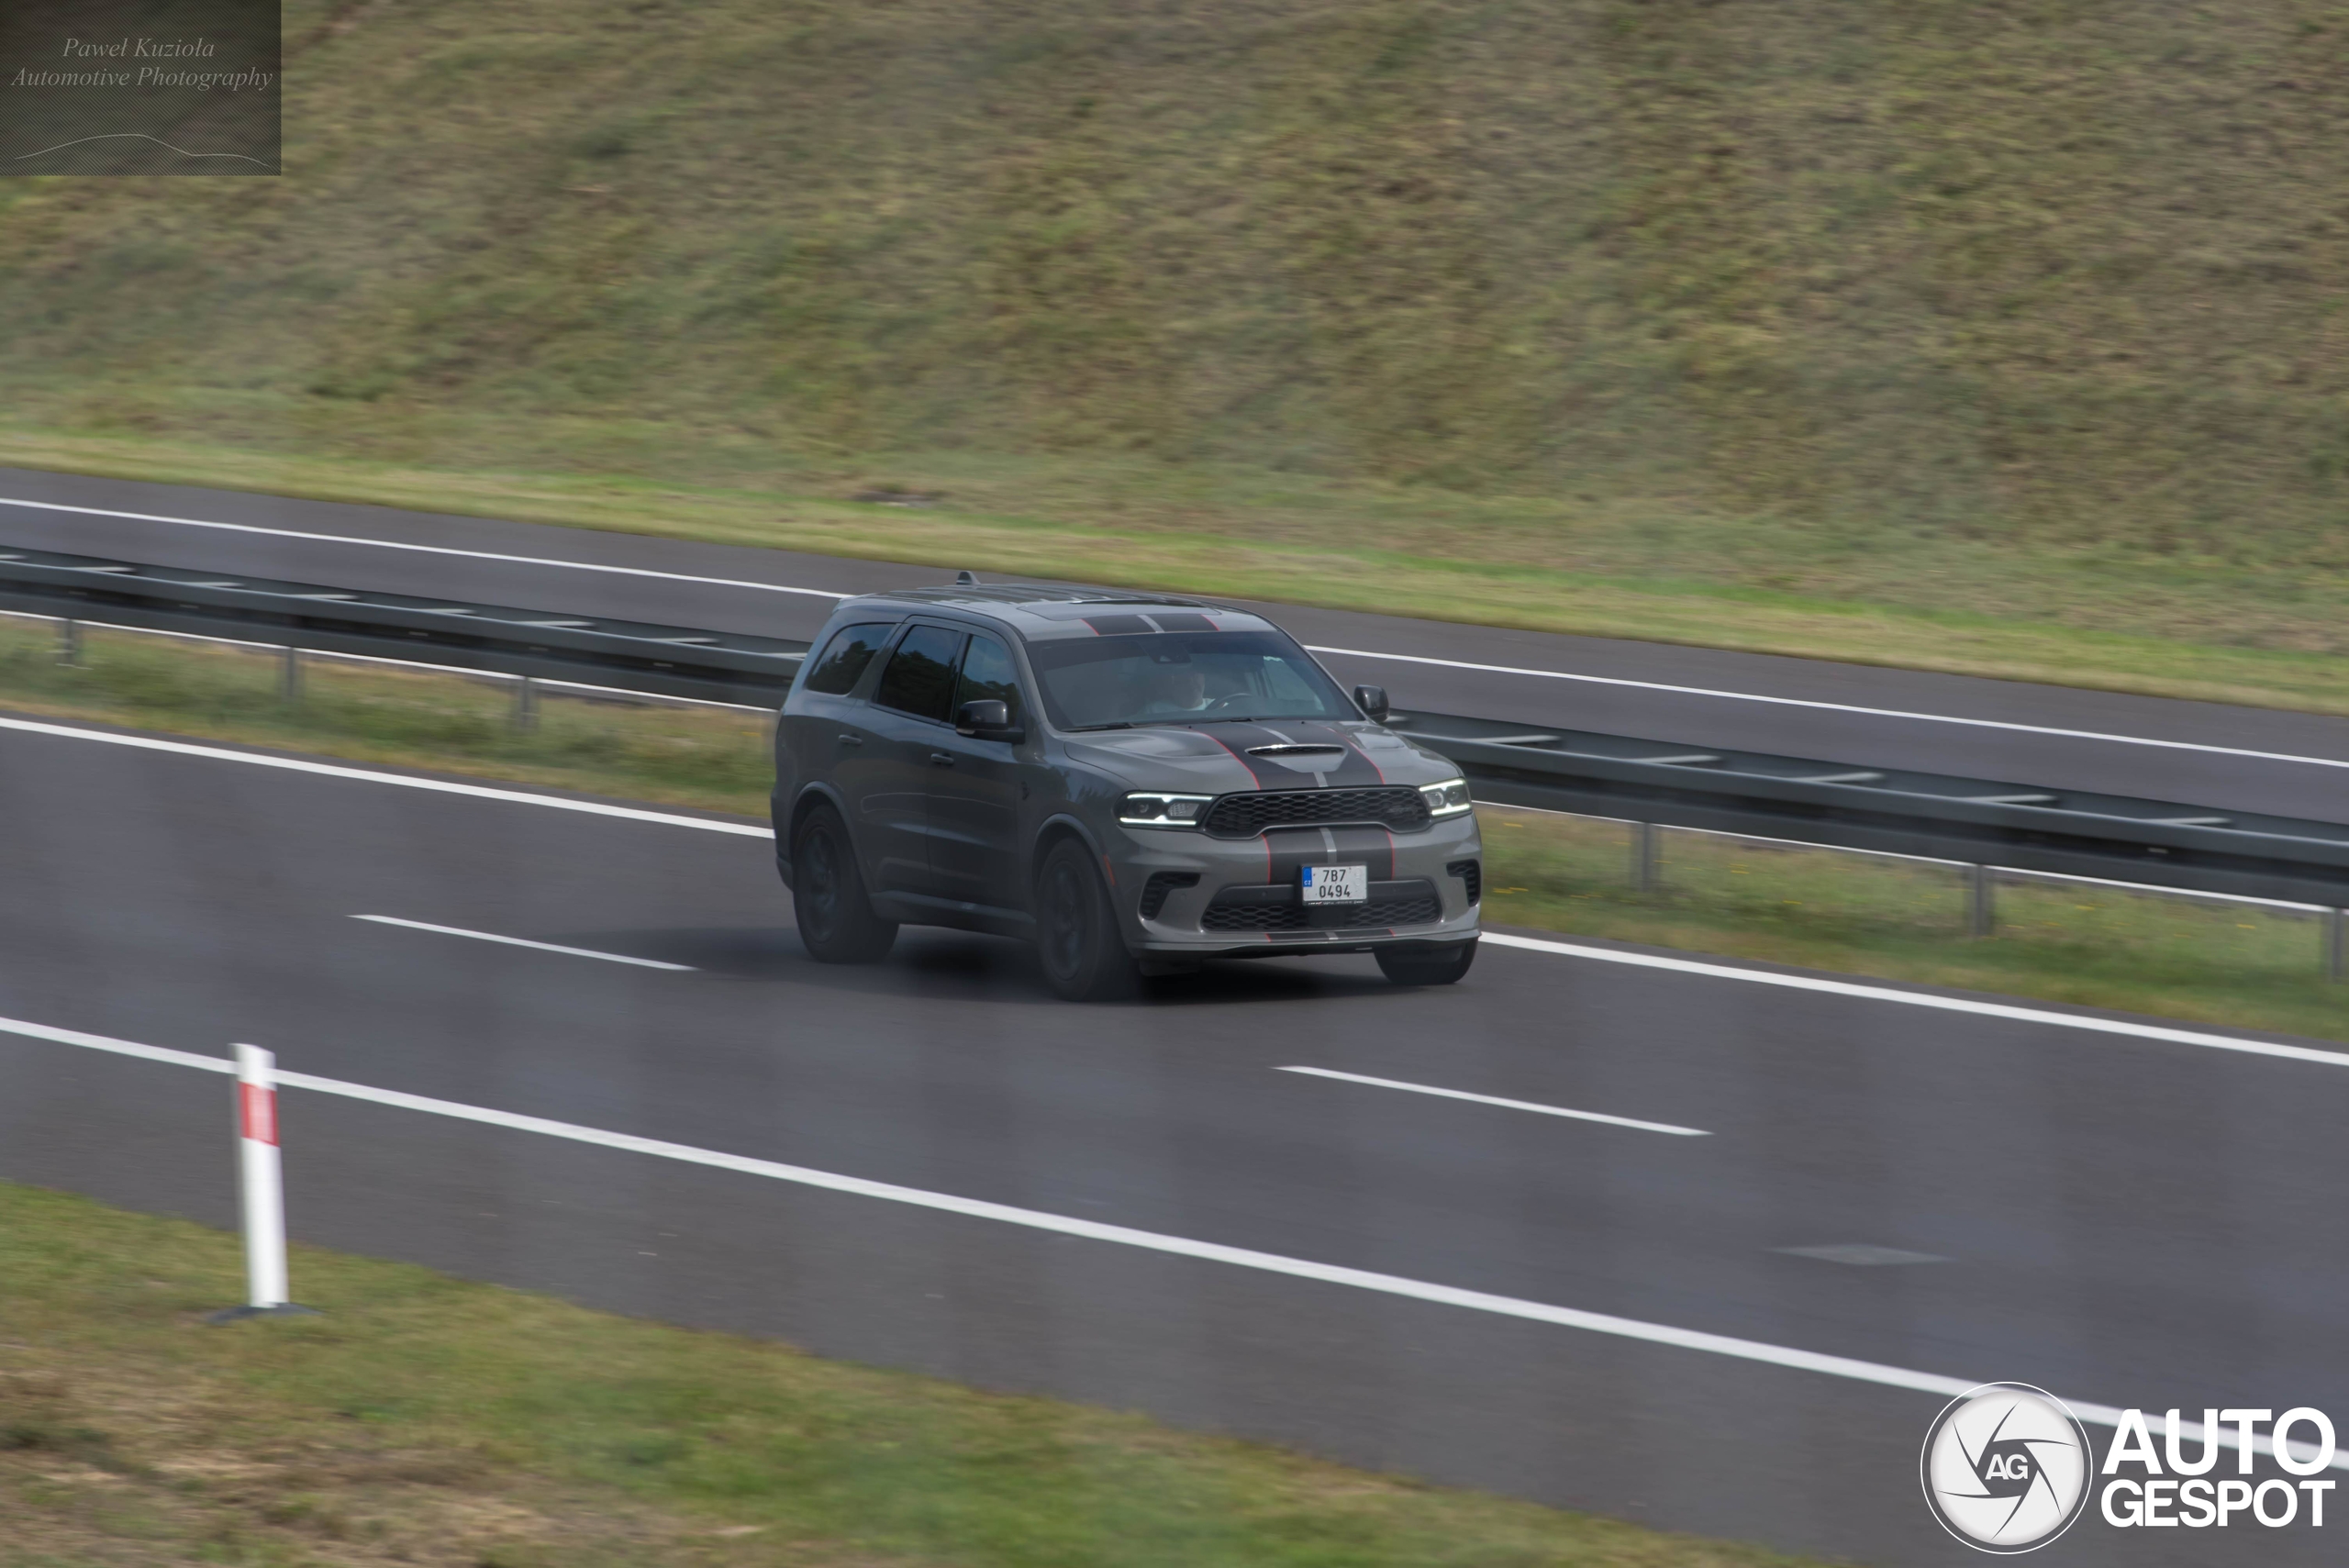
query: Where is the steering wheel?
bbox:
[1204,693,1255,714]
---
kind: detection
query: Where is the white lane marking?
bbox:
[1277,1065,1709,1136]
[11,491,2344,770]
[351,915,694,971]
[1312,644,2349,772]
[0,716,774,839]
[0,496,852,600]
[1480,931,2349,1069]
[3,713,2340,1073]
[5,1011,2336,1469]
[0,1014,235,1075]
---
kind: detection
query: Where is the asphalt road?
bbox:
[3,715,2344,1566]
[7,467,2349,823]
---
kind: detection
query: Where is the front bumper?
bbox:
[1111,815,1482,957]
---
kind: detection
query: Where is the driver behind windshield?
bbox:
[1029,630,1355,730]
[1136,660,1210,717]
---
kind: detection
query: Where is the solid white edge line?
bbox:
[0,495,852,600]
[4,710,2341,1072]
[0,715,774,839]
[1,1010,2335,1471]
[1313,644,2349,772]
[12,488,2344,770]
[1277,1065,1709,1136]
[351,915,696,971]
[1479,931,2349,1069]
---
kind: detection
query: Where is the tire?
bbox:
[1033,838,1143,1002]
[1375,939,1476,987]
[792,805,898,963]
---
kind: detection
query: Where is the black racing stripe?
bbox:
[1260,721,1386,787]
[1262,824,1393,889]
[1325,824,1397,881]
[1264,829,1318,890]
[1198,724,1288,791]
[1203,721,1385,790]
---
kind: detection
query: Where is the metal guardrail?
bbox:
[6,545,2346,950]
[1394,710,2349,913]
[0,544,809,706]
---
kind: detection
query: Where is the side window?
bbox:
[953,635,1023,725]
[873,625,966,721]
[801,622,895,696]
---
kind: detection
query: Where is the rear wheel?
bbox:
[1034,839,1142,1002]
[792,805,897,963]
[1375,939,1476,987]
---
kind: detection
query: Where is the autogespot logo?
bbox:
[1920,1384,2093,1552]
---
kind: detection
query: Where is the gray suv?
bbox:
[771,582,1481,1000]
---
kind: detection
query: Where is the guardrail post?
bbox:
[207,1044,319,1323]
[512,676,539,733]
[278,644,303,706]
[56,617,80,667]
[2329,907,2345,984]
[1632,820,1660,894]
[1966,864,1994,939]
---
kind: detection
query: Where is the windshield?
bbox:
[1027,630,1356,729]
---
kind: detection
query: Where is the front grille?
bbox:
[1139,871,1198,920]
[1201,786,1429,839]
[1200,882,1443,932]
[1447,858,1481,904]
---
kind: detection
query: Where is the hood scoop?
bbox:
[1246,743,1346,759]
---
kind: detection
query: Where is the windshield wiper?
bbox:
[1067,721,1137,731]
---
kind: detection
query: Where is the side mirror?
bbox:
[955,698,1022,740]
[1353,684,1390,724]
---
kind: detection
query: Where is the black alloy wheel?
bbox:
[1034,838,1143,1002]
[792,805,897,962]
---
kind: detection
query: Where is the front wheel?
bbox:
[1034,839,1142,1002]
[792,805,897,963]
[1375,939,1476,987]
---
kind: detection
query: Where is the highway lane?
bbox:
[8,466,2349,822]
[2,716,2344,1565]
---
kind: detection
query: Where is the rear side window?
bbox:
[801,622,896,695]
[874,625,966,721]
[954,635,1022,725]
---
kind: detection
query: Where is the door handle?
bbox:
[929,751,956,768]
[836,733,863,746]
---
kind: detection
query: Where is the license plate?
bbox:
[1301,863,1367,904]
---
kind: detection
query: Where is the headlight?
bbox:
[1419,779,1473,817]
[1119,792,1213,827]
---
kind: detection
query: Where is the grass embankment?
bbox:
[0,1184,1816,1568]
[7,2,2349,710]
[15,427,2349,719]
[6,617,2343,1046]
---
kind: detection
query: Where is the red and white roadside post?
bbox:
[208,1044,318,1322]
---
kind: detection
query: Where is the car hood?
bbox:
[1061,721,1459,794]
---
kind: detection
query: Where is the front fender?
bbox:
[774,781,853,889]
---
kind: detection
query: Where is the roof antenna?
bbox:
[954,570,978,586]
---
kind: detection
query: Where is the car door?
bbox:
[858,621,967,899]
[781,617,896,828]
[923,631,1031,917]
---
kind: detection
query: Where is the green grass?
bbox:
[6,1,2349,710]
[0,1183,1822,1568]
[6,615,2344,1046]
[0,615,774,816]
[1479,811,2349,1044]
